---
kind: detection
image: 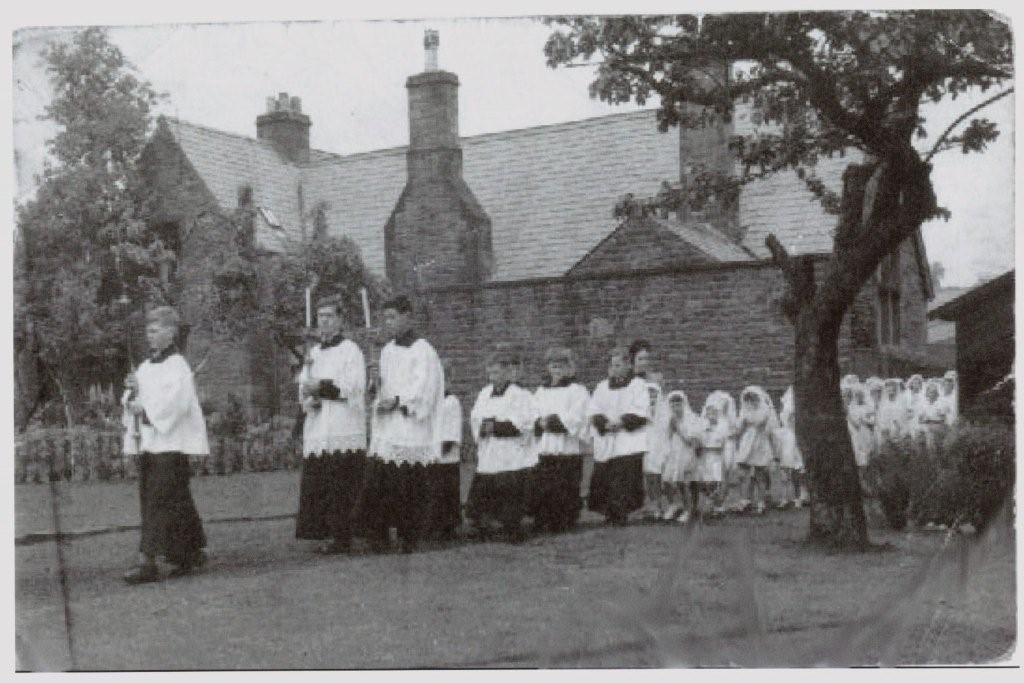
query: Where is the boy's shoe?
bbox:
[676,511,691,525]
[168,550,208,577]
[124,563,160,585]
[661,504,680,521]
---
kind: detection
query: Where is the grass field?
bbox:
[15,471,1017,670]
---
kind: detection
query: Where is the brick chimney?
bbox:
[678,62,741,241]
[256,92,311,164]
[385,30,493,293]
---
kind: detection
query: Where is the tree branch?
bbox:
[924,87,1014,162]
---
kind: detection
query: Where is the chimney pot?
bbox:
[424,29,439,72]
[256,92,311,163]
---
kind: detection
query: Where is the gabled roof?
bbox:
[158,109,851,282]
[929,270,1014,321]
[568,214,753,275]
[161,118,302,253]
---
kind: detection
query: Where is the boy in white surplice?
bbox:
[531,346,590,533]
[467,344,538,543]
[295,295,367,555]
[121,306,209,585]
[353,296,445,554]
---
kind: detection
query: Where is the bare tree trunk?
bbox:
[793,292,867,548]
[772,249,869,549]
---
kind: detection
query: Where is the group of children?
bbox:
[118,294,961,584]
[464,340,811,540]
[842,371,960,478]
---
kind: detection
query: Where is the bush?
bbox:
[869,420,1014,532]
[948,420,1015,530]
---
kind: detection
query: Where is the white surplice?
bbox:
[470,383,539,474]
[299,339,366,456]
[586,376,650,463]
[369,337,445,464]
[123,353,209,457]
[532,382,591,456]
[438,393,464,465]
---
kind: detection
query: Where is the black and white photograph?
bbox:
[9,2,1019,671]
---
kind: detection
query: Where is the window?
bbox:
[877,251,902,347]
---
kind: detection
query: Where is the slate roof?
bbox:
[159,108,853,282]
[929,270,1014,321]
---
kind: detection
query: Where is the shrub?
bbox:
[869,420,1014,531]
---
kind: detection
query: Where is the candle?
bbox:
[305,287,312,328]
[360,287,371,328]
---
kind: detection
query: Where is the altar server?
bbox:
[295,295,367,554]
[532,347,590,533]
[467,344,538,543]
[586,346,649,524]
[122,306,209,585]
[354,296,445,554]
[427,361,464,540]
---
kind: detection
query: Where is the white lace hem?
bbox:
[303,435,366,457]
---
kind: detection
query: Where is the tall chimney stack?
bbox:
[256,91,311,164]
[384,31,493,293]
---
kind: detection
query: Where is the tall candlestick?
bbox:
[360,287,371,328]
[305,287,312,328]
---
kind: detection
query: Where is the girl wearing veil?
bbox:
[734,386,779,515]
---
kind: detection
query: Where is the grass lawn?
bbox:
[15,471,1016,670]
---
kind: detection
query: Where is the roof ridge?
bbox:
[167,108,662,169]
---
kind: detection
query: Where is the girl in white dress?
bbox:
[661,390,701,522]
[876,378,908,447]
[700,394,738,515]
[941,371,959,426]
[777,386,807,508]
[642,375,670,520]
[734,386,779,514]
[849,383,877,469]
[905,374,926,437]
[918,379,951,457]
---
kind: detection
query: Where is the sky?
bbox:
[11,14,1016,288]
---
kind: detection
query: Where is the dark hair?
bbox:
[628,339,651,362]
[316,294,344,315]
[382,295,413,315]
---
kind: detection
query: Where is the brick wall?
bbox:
[416,259,859,412]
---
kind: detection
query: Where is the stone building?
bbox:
[929,270,1014,414]
[139,34,936,417]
